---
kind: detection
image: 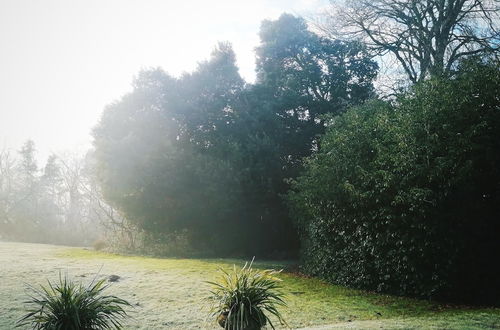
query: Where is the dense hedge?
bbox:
[288,60,500,304]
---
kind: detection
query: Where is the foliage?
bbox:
[17,274,131,330]
[207,260,287,330]
[92,16,377,257]
[288,59,500,303]
[256,13,377,161]
[92,45,254,255]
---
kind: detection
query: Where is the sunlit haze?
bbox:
[0,0,326,162]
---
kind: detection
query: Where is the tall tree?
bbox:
[93,20,378,256]
[38,154,63,232]
[93,44,261,255]
[327,0,500,82]
[18,140,38,190]
[0,149,17,237]
[15,140,40,233]
[41,154,61,198]
[176,42,244,147]
[256,13,377,161]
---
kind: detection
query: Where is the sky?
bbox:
[0,0,328,164]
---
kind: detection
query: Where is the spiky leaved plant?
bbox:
[16,274,131,330]
[207,260,287,330]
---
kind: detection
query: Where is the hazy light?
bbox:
[0,0,327,163]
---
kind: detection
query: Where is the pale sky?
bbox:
[0,0,328,164]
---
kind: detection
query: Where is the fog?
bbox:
[0,0,327,162]
[1,1,499,328]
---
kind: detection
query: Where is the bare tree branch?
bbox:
[325,0,499,83]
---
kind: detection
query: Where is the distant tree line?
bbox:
[0,141,132,247]
[0,141,92,244]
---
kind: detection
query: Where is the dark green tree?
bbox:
[226,14,378,255]
[93,44,267,255]
[256,13,378,162]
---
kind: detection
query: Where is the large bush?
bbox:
[288,60,500,303]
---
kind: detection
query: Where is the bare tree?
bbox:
[0,145,132,245]
[57,151,138,248]
[325,0,500,83]
[0,149,17,236]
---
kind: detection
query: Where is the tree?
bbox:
[13,140,41,237]
[327,0,500,82]
[18,140,38,191]
[42,154,61,187]
[256,13,377,161]
[288,59,500,303]
[40,155,62,207]
[82,150,139,250]
[93,44,261,255]
[93,19,378,256]
[176,41,244,147]
[0,149,17,237]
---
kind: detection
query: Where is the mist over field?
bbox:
[1,0,500,329]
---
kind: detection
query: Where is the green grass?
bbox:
[1,242,499,329]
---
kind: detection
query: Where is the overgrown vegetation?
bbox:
[17,274,131,330]
[207,260,287,329]
[288,59,500,304]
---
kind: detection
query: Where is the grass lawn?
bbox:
[0,241,498,329]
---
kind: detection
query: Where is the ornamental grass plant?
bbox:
[17,274,131,330]
[207,260,287,330]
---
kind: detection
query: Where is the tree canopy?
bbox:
[92,16,378,257]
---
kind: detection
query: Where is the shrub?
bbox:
[207,260,287,329]
[17,275,131,329]
[92,239,107,251]
[288,59,500,304]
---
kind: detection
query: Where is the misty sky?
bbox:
[0,0,327,163]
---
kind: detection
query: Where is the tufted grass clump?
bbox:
[17,274,131,330]
[207,260,287,330]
